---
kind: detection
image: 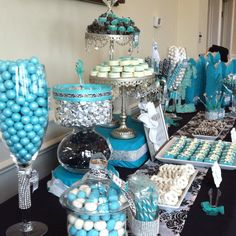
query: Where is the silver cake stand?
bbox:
[85,33,135,60]
[90,75,155,139]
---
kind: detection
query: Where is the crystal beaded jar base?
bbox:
[111,126,136,139]
[6,221,48,236]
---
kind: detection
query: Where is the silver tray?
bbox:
[158,170,198,209]
[155,136,236,170]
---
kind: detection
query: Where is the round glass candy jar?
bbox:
[53,84,113,173]
[60,161,129,236]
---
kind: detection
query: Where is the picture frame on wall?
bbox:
[143,104,169,160]
[79,0,125,6]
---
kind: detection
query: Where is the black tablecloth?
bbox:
[1,112,236,236]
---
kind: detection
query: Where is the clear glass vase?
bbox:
[0,58,48,235]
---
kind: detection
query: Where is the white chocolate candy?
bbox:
[79,185,91,197]
[99,229,109,236]
[114,221,123,230]
[118,227,126,236]
[84,202,98,212]
[94,221,107,231]
[119,195,127,204]
[74,218,84,230]
[68,214,77,224]
[70,188,79,195]
[72,199,83,209]
[83,220,94,231]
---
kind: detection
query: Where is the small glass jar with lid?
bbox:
[60,154,129,236]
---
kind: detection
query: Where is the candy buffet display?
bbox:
[0,58,48,235]
[90,57,154,78]
[53,84,113,173]
[60,155,130,236]
[156,136,236,169]
[150,164,196,208]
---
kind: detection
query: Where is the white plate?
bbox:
[158,170,198,209]
[155,137,236,170]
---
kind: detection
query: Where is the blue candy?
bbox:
[11,104,21,113]
[20,137,30,146]
[2,71,11,80]
[90,215,100,222]
[21,106,31,116]
[77,190,86,199]
[5,118,14,127]
[75,230,87,236]
[109,230,118,236]
[106,219,116,231]
[4,80,14,89]
[68,193,77,201]
[101,214,110,221]
[108,195,119,202]
[14,122,23,130]
[24,124,33,132]
[16,96,25,105]
[21,116,31,124]
[0,83,6,92]
[11,135,20,144]
[6,90,16,99]
[27,131,36,139]
[108,201,120,211]
[8,127,17,135]
[80,214,89,221]
[69,226,77,236]
[17,130,27,138]
[87,229,98,236]
[12,113,21,122]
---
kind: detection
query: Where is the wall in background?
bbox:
[177,0,208,59]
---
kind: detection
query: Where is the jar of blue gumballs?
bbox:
[60,154,129,236]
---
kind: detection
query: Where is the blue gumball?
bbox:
[24,124,33,132]
[31,136,40,144]
[1,71,11,80]
[14,143,22,151]
[6,90,16,99]
[0,62,8,72]
[0,101,6,110]
[5,118,14,127]
[33,124,42,132]
[29,147,37,155]
[4,80,14,89]
[27,63,36,74]
[26,94,36,103]
[0,93,7,102]
[27,131,36,139]
[101,214,110,222]
[12,113,21,122]
[34,140,41,148]
[11,135,20,144]
[21,116,30,124]
[8,127,16,135]
[14,122,23,130]
[8,63,18,74]
[21,106,31,116]
[16,96,25,105]
[119,213,126,222]
[3,108,12,117]
[29,102,38,110]
[37,88,46,97]
[34,108,43,117]
[0,123,8,131]
[3,131,10,140]
[30,57,39,65]
[37,129,44,137]
[7,100,14,107]
[67,193,77,201]
[80,214,89,220]
[90,215,100,222]
[0,75,2,83]
[19,149,28,158]
[20,137,30,146]
[25,143,34,151]
[108,201,120,211]
[11,104,21,113]
[6,139,14,147]
[31,116,39,125]
[25,153,32,161]
[17,130,27,138]
[0,83,6,92]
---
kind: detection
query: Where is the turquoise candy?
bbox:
[12,113,21,122]
[31,116,39,124]
[90,189,100,199]
[18,130,26,138]
[16,96,25,105]
[126,26,134,33]
[14,143,22,151]
[4,80,14,89]
[36,97,47,107]
[20,137,30,146]
[8,127,16,135]
[3,108,12,117]
[109,201,120,211]
[5,118,14,127]
[118,26,126,32]
[68,193,77,201]
[90,215,100,222]
[11,104,21,113]
[0,63,7,72]
[108,25,117,31]
[34,124,42,132]
[106,219,116,231]
[69,225,77,235]
[21,116,30,124]
[80,214,89,221]
[11,135,19,144]
[77,190,86,199]
[27,131,36,139]
[24,124,33,132]
[75,230,87,236]
[119,213,126,222]
[30,57,39,64]
[109,230,118,236]
[108,195,118,202]
[0,93,7,102]
[87,230,98,236]
[0,83,6,92]
[98,17,107,24]
[2,71,11,80]
[27,63,36,74]
[97,203,109,212]
[29,102,39,110]
[101,214,110,221]
[26,143,34,151]
[112,213,121,221]
[6,90,16,99]
[26,94,36,102]
[21,106,31,116]
[111,19,118,25]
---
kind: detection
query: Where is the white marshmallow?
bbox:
[83,220,94,231]
[118,227,125,236]
[74,219,84,230]
[94,221,107,231]
[70,188,79,195]
[119,195,127,204]
[99,229,109,236]
[72,199,83,209]
[114,221,123,230]
[79,185,91,197]
[68,214,77,224]
[84,202,98,212]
